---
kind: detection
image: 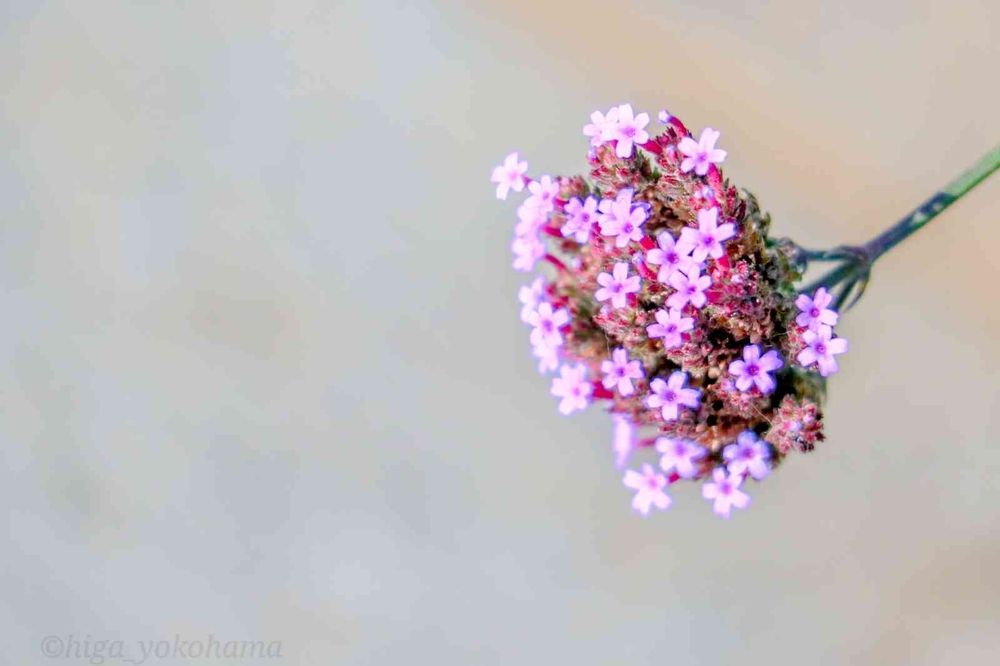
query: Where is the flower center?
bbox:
[816,342,827,354]
[810,307,820,317]
[663,390,677,402]
[746,363,759,376]
[701,233,714,246]
[622,126,636,138]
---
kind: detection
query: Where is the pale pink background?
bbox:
[2,1,999,664]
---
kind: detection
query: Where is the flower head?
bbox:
[598,189,648,248]
[612,104,650,158]
[550,363,592,415]
[646,307,694,349]
[494,104,844,517]
[646,231,696,283]
[702,468,750,518]
[656,437,706,479]
[678,127,727,176]
[723,431,771,480]
[666,265,712,310]
[562,196,598,243]
[623,463,672,515]
[601,347,644,396]
[797,325,848,376]
[646,371,700,421]
[491,152,528,200]
[728,345,784,394]
[795,287,839,330]
[595,262,641,309]
[680,207,736,262]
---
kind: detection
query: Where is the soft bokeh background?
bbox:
[2,1,999,664]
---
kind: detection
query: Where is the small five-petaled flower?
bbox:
[680,207,736,262]
[795,287,839,330]
[677,127,727,176]
[701,468,750,518]
[656,437,706,479]
[595,262,641,309]
[623,463,672,516]
[646,371,701,421]
[646,307,694,349]
[729,344,784,394]
[797,326,848,376]
[598,189,648,247]
[490,152,528,200]
[722,431,771,480]
[601,348,644,396]
[550,363,593,415]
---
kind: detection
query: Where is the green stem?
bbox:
[863,144,1000,261]
[803,144,1000,309]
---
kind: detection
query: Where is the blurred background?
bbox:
[2,1,999,664]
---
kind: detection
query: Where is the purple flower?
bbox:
[646,371,700,421]
[623,463,672,515]
[511,235,545,272]
[491,151,528,200]
[656,437,706,479]
[532,341,560,374]
[678,127,727,176]
[582,106,619,147]
[646,231,696,283]
[680,207,736,262]
[701,468,750,518]
[646,307,694,349]
[561,196,598,243]
[612,104,650,158]
[595,262,641,309]
[797,325,848,377]
[612,415,636,469]
[525,175,559,214]
[666,265,712,310]
[550,363,592,415]
[657,109,672,124]
[722,431,771,480]
[515,200,548,238]
[527,302,570,348]
[601,347,644,396]
[518,277,546,323]
[795,287,839,330]
[598,189,648,248]
[728,345,784,394]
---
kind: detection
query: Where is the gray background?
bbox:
[2,1,999,663]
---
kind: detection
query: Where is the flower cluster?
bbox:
[495,105,849,517]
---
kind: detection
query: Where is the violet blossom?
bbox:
[623,463,672,516]
[728,345,784,394]
[601,347,644,396]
